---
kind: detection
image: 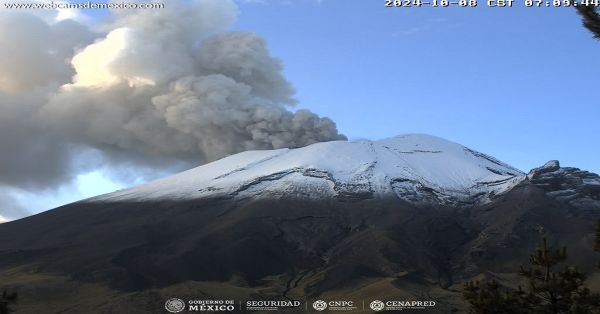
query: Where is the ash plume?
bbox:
[0,0,345,219]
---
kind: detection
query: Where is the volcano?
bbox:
[1,134,599,313]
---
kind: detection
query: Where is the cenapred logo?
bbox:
[165,298,186,313]
[370,300,385,311]
[369,300,436,311]
[312,300,327,311]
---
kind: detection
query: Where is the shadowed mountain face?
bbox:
[0,137,599,313]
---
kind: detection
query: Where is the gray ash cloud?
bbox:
[0,0,345,219]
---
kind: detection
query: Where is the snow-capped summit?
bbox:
[92,134,525,205]
[3,136,599,313]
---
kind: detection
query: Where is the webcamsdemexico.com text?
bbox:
[3,1,165,10]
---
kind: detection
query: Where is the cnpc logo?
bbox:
[313,300,356,311]
[312,300,327,311]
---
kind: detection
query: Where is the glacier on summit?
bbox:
[92,134,525,205]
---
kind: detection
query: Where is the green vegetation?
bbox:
[464,223,600,314]
[576,5,600,39]
[0,291,17,314]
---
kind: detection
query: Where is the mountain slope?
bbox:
[0,135,599,314]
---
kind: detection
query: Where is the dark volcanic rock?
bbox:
[1,161,600,313]
[527,160,600,216]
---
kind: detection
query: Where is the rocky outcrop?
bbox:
[527,160,600,216]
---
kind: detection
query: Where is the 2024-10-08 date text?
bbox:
[384,0,600,7]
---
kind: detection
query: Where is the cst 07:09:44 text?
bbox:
[385,0,600,6]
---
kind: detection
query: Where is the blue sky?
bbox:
[14,0,599,214]
[232,1,599,174]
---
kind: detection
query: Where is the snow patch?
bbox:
[90,134,525,205]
